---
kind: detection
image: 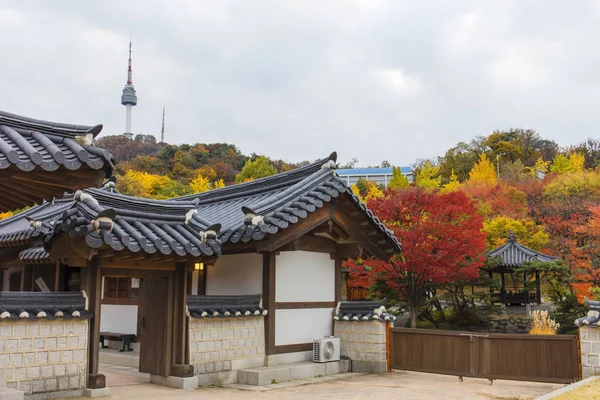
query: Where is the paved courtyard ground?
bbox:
[79,365,565,400]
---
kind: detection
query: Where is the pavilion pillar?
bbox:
[85,257,105,389]
[262,252,276,355]
[535,271,541,304]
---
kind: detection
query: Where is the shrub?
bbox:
[529,310,559,334]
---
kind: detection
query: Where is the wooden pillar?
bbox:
[262,253,276,355]
[334,257,342,304]
[20,265,33,291]
[86,258,105,389]
[535,271,541,304]
[172,262,189,367]
[54,262,61,292]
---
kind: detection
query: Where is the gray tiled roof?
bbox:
[334,299,396,322]
[0,291,91,320]
[187,294,266,318]
[487,230,558,268]
[0,110,115,212]
[179,152,401,252]
[0,152,401,260]
[0,110,113,174]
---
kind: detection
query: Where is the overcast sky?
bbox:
[0,1,598,167]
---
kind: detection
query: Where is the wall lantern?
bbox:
[194,262,204,271]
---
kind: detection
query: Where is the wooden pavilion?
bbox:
[487,230,557,305]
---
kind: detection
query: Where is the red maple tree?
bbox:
[345,188,486,328]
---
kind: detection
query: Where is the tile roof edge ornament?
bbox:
[199,223,221,243]
[321,151,338,170]
[575,297,600,328]
[74,190,116,233]
[242,206,265,227]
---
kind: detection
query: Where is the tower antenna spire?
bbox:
[161,106,165,143]
[127,40,133,85]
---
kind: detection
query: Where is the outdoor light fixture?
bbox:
[194,262,204,271]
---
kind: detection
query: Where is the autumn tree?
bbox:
[550,153,585,174]
[483,216,549,251]
[235,156,278,183]
[414,161,441,189]
[468,154,497,185]
[388,166,410,190]
[345,188,486,328]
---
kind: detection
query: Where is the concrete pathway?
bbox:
[83,367,563,400]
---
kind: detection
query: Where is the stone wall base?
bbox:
[197,371,238,386]
[83,388,111,398]
[26,390,84,400]
[150,375,198,390]
[350,360,387,374]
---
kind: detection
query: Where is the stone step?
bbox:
[237,361,341,386]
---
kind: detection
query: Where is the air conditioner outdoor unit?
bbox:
[313,336,340,363]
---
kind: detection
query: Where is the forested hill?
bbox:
[94,134,307,199]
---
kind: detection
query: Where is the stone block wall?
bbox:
[333,320,389,373]
[189,317,265,376]
[0,320,88,397]
[580,326,600,378]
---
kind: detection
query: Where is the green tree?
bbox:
[388,166,410,190]
[235,156,278,183]
[414,161,441,189]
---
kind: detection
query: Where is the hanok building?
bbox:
[0,110,400,397]
[487,230,558,306]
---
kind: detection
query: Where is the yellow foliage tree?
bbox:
[483,216,549,251]
[0,211,14,221]
[189,174,211,193]
[213,179,225,189]
[550,152,585,174]
[441,170,462,193]
[543,170,600,198]
[351,184,364,202]
[468,154,497,185]
[364,181,384,201]
[415,161,441,189]
[387,166,410,190]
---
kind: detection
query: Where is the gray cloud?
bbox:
[0,0,598,166]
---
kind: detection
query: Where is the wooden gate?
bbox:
[391,328,580,384]
[139,277,170,376]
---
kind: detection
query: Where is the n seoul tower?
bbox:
[121,41,137,139]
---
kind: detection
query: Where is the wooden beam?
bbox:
[275,301,335,309]
[271,343,312,354]
[256,204,333,253]
[332,202,389,260]
[262,253,276,355]
[100,268,173,279]
[278,235,337,254]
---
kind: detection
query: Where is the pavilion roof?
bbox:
[0,110,114,212]
[0,152,401,262]
[487,230,558,268]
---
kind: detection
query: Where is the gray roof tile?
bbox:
[487,230,557,268]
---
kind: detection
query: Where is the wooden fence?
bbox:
[391,328,580,384]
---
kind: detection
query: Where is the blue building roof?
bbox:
[336,167,412,175]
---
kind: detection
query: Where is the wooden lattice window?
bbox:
[103,277,132,300]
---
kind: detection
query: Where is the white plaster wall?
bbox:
[206,253,263,295]
[100,304,138,334]
[274,308,333,345]
[275,251,335,302]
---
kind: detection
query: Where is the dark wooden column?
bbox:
[86,258,105,389]
[334,257,342,304]
[535,271,541,304]
[20,265,33,291]
[171,262,192,377]
[262,253,276,355]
